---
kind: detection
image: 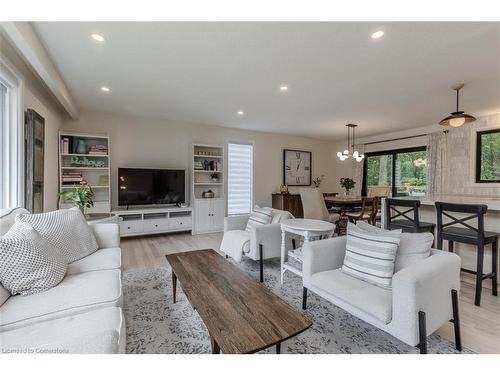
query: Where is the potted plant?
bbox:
[58,183,94,214]
[312,175,325,188]
[340,177,356,196]
[210,173,220,182]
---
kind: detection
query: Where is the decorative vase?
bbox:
[345,189,351,196]
[76,139,87,154]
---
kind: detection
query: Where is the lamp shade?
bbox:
[439,111,476,127]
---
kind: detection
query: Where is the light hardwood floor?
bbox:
[121,232,500,354]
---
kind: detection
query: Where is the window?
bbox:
[363,147,427,197]
[227,143,253,215]
[0,59,23,209]
[476,129,500,183]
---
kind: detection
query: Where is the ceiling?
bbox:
[33,22,500,140]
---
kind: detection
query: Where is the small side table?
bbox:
[280,219,335,284]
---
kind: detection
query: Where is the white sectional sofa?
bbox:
[0,208,125,354]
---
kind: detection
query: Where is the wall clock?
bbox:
[283,149,312,186]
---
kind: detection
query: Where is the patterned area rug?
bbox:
[123,258,472,354]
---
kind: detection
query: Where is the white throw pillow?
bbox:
[0,207,30,236]
[16,208,99,263]
[356,221,433,272]
[0,221,67,295]
[342,222,401,289]
[245,206,274,232]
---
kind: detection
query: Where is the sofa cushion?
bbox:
[271,209,293,223]
[0,207,30,236]
[16,208,98,263]
[67,247,122,275]
[0,221,68,296]
[356,221,433,272]
[311,269,392,324]
[342,222,401,289]
[0,284,10,307]
[0,307,124,354]
[245,206,273,232]
[0,269,122,332]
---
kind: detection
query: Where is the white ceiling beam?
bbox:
[0,22,79,119]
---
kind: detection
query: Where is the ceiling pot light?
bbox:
[337,124,365,163]
[91,33,105,42]
[101,86,111,92]
[371,30,384,39]
[439,83,476,127]
[237,111,244,115]
[280,85,288,92]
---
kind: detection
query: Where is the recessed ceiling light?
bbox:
[91,33,105,42]
[280,85,289,92]
[101,86,111,92]
[371,30,384,39]
[237,111,244,115]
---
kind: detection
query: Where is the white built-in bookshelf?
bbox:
[192,144,225,233]
[58,131,111,213]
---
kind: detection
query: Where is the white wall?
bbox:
[62,110,339,209]
[1,35,64,211]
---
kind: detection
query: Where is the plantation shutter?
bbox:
[227,143,253,215]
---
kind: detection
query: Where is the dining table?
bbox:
[324,195,366,235]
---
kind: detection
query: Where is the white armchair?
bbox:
[302,236,462,353]
[220,209,298,282]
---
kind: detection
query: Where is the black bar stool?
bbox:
[435,202,498,307]
[385,198,436,237]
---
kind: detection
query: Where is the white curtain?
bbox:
[426,131,447,197]
[352,159,364,196]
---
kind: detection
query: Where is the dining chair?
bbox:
[368,186,391,197]
[345,197,377,225]
[435,201,499,306]
[385,198,436,238]
[300,188,339,224]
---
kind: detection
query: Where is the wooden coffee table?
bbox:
[165,249,312,354]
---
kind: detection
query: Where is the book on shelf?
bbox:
[60,137,70,154]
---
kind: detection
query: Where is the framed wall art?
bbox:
[283,149,312,186]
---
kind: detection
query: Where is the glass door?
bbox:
[394,149,427,197]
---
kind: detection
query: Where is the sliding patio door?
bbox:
[362,147,427,197]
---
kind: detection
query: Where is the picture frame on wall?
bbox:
[283,149,312,186]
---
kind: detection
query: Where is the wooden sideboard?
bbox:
[272,193,303,218]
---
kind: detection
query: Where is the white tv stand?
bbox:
[112,207,193,238]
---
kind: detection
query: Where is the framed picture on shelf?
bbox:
[283,149,312,186]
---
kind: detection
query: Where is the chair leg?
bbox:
[475,243,485,306]
[448,240,454,253]
[492,240,498,297]
[259,244,264,283]
[292,238,296,250]
[302,287,307,310]
[451,289,462,351]
[418,311,427,354]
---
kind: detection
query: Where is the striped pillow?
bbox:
[245,206,273,232]
[341,222,401,289]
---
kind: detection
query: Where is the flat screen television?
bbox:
[118,168,186,206]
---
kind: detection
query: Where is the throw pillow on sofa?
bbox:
[0,221,67,295]
[16,208,99,263]
[342,222,401,289]
[245,206,273,232]
[356,221,433,272]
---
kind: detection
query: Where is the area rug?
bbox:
[123,258,472,354]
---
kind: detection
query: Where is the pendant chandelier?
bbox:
[337,123,364,162]
[439,83,476,127]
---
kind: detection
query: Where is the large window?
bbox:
[0,60,23,209]
[227,143,254,215]
[476,129,500,183]
[363,147,427,197]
